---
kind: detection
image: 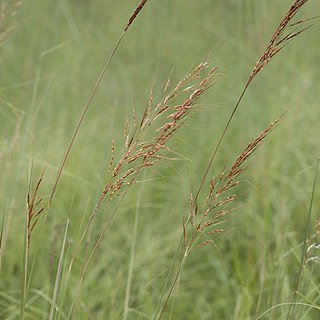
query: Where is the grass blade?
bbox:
[287,157,320,319]
[49,218,70,320]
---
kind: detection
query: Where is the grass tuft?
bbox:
[0,0,319,319]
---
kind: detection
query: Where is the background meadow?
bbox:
[1,0,320,319]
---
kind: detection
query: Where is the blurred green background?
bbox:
[1,0,320,319]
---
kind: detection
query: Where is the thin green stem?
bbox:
[49,218,70,320]
[157,254,187,320]
[20,209,28,320]
[49,0,150,208]
[153,236,183,320]
[287,158,320,320]
[49,31,125,207]
[123,174,145,320]
[193,83,249,206]
[20,160,35,320]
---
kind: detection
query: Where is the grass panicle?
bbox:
[94,62,217,214]
[26,170,46,251]
[247,0,316,86]
[124,0,149,32]
[70,62,219,278]
[185,118,279,254]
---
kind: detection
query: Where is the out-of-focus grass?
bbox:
[1,0,320,319]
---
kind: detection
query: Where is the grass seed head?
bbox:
[184,119,279,255]
[248,0,315,85]
[93,62,218,213]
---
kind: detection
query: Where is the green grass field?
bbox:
[1,0,320,319]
